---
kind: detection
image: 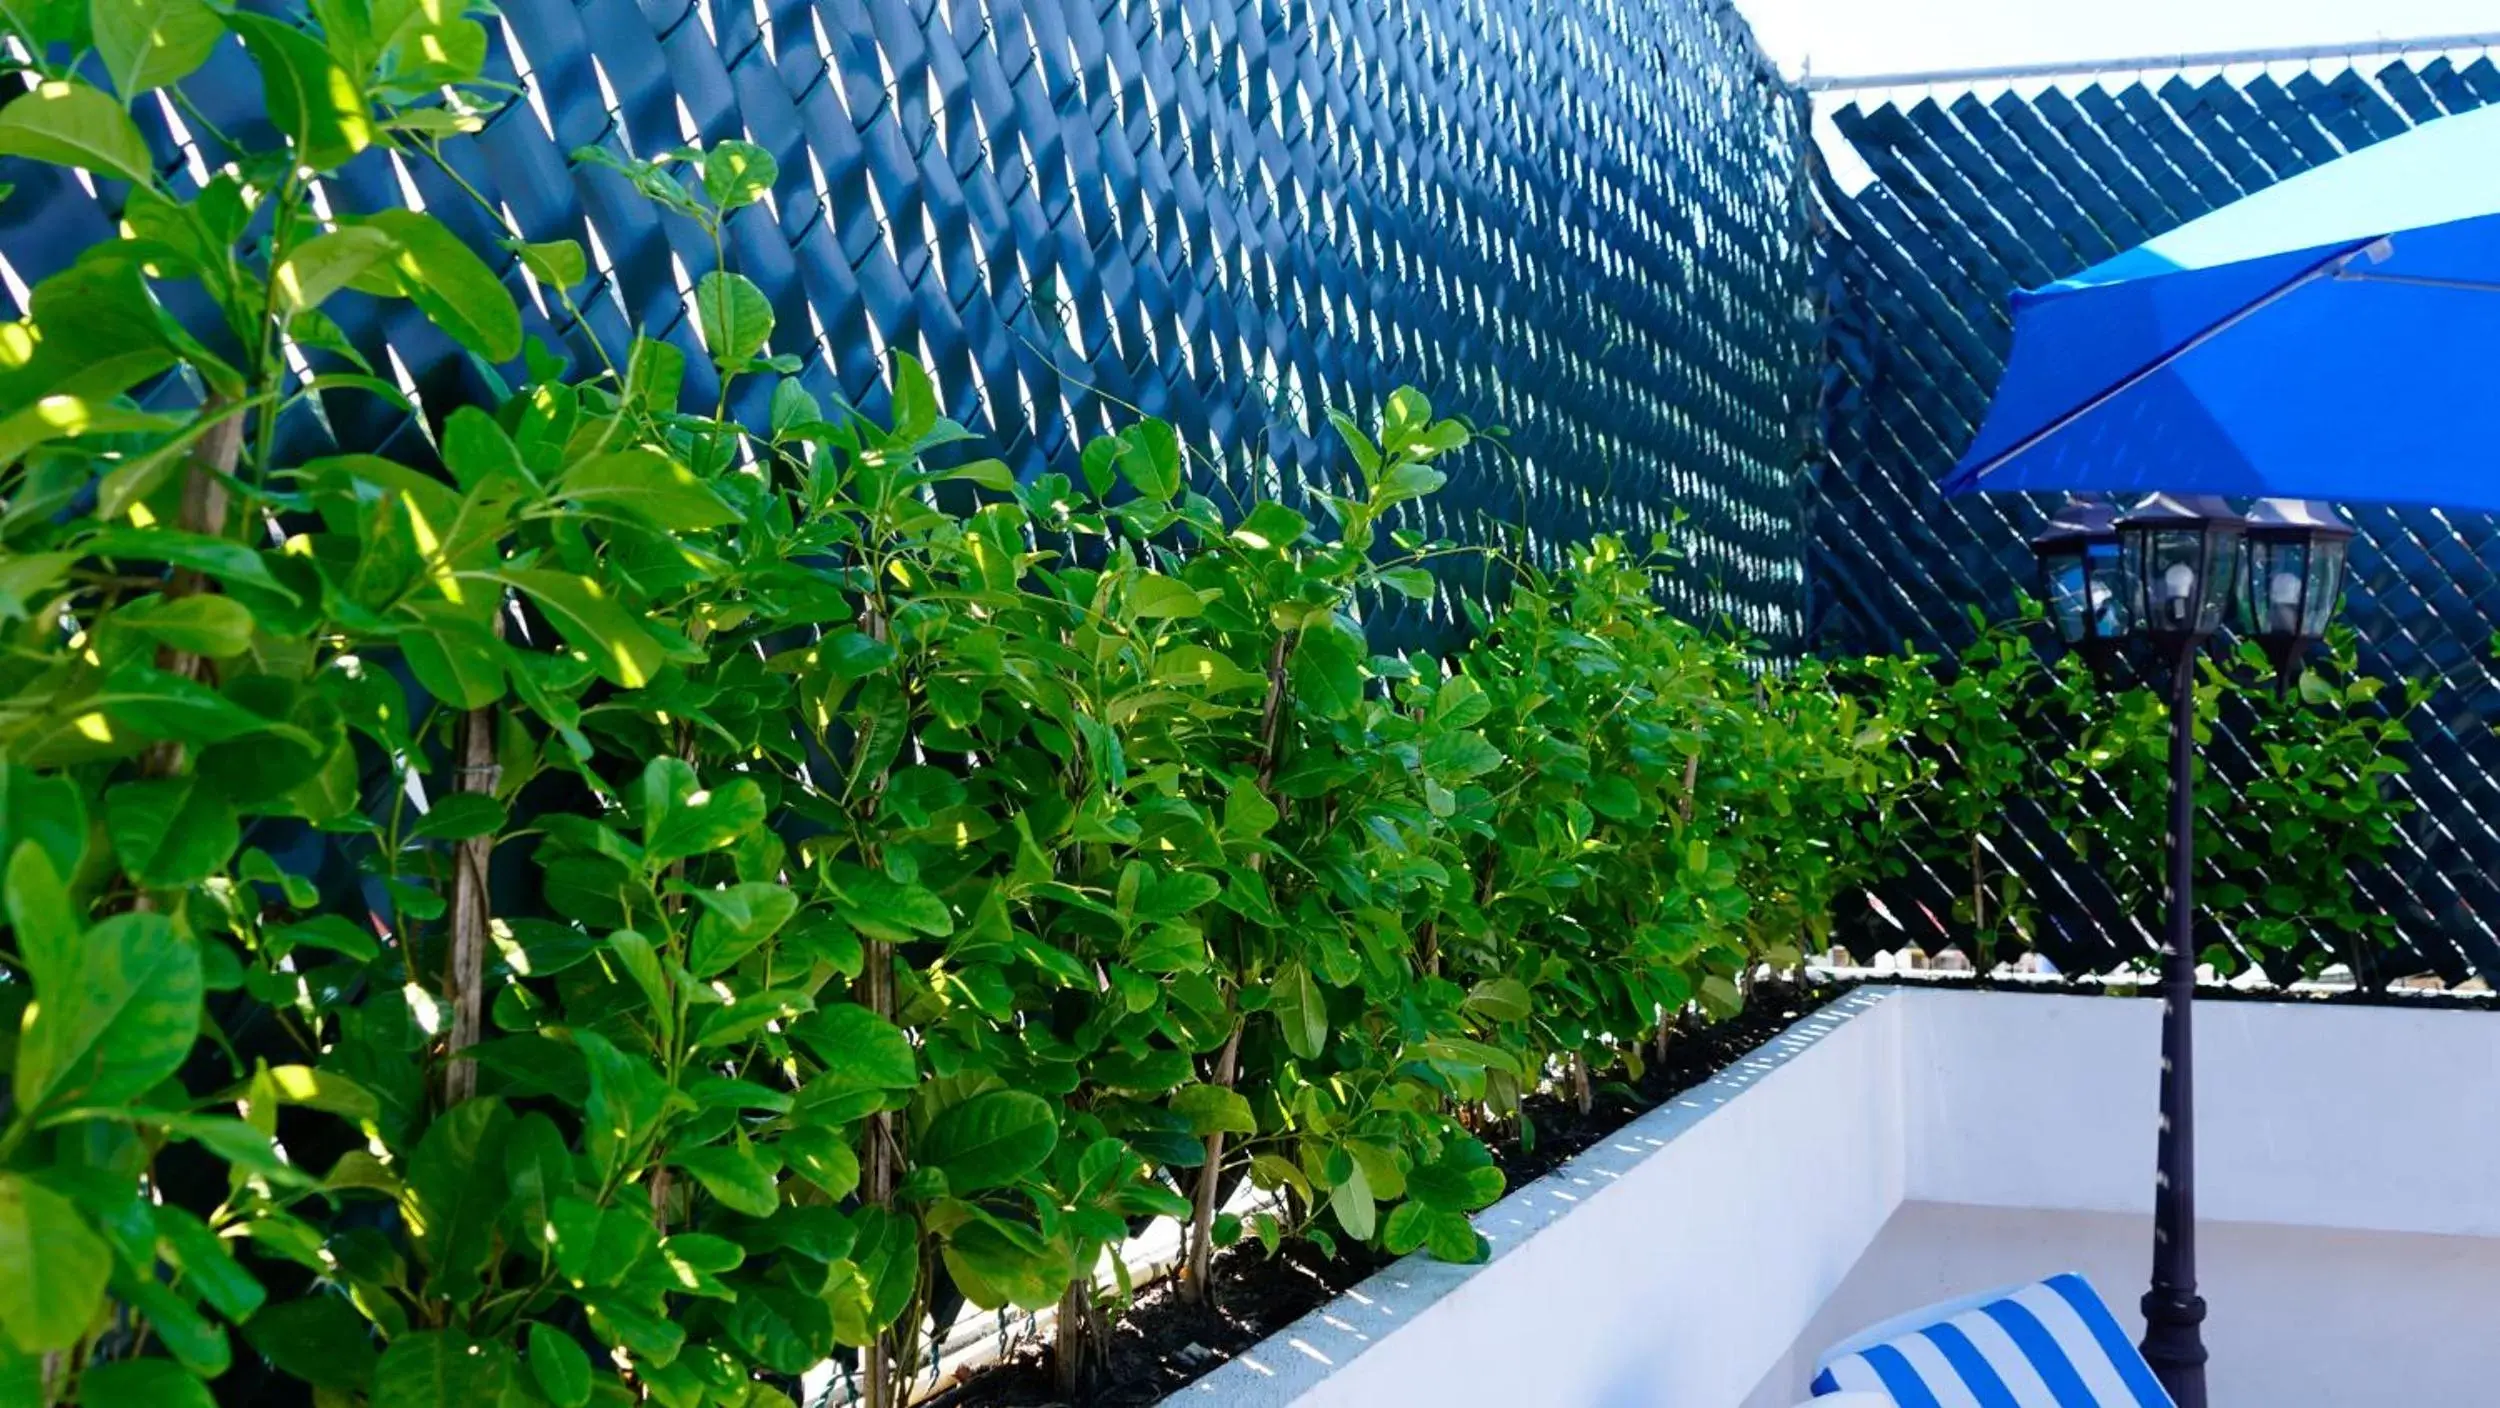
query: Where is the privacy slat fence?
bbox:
[0,0,1818,657]
[1813,54,2500,984]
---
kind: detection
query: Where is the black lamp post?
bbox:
[2032,492,2354,1406]
[2239,499,2357,686]
[2109,492,2243,1408]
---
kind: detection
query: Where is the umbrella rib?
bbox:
[1954,237,2376,491]
[2333,270,2500,296]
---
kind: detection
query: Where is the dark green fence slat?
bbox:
[1814,60,2500,984]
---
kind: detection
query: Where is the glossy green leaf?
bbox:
[13,909,202,1118]
[575,1030,678,1179]
[1461,977,1533,1024]
[0,396,181,467]
[557,447,737,530]
[154,1204,264,1320]
[4,844,76,985]
[1406,1139,1504,1215]
[642,777,765,868]
[526,1321,594,1408]
[688,882,798,976]
[917,1091,1056,1192]
[788,1004,917,1093]
[352,210,520,361]
[398,614,505,709]
[0,769,86,878]
[1375,566,1435,599]
[78,1358,216,1408]
[406,1098,513,1304]
[230,13,370,169]
[79,527,290,598]
[1223,775,1279,840]
[1271,961,1327,1060]
[700,140,777,211]
[93,0,221,97]
[1169,1084,1255,1137]
[509,237,587,290]
[1116,418,1181,501]
[672,1137,779,1218]
[275,226,399,314]
[371,1330,513,1408]
[495,570,666,689]
[696,270,773,370]
[0,1174,109,1352]
[0,78,154,183]
[407,792,506,843]
[1290,623,1365,721]
[1128,574,1205,620]
[105,775,237,887]
[110,593,255,658]
[243,1296,377,1389]
[1327,1158,1375,1240]
[779,1127,861,1199]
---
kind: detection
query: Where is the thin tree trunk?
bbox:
[856,600,909,1408]
[1970,832,1988,973]
[1665,750,1701,1063]
[1181,630,1295,1307]
[138,411,241,781]
[1180,1021,1244,1306]
[859,926,899,1405]
[439,689,500,1106]
[1052,1252,1105,1398]
[1569,1051,1594,1116]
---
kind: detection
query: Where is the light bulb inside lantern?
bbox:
[2268,569,2303,634]
[2161,560,2197,623]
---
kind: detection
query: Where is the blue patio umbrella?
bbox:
[1944,99,2500,507]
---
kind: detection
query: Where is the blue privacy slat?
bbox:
[0,0,1819,658]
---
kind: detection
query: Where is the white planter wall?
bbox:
[1902,990,2500,1238]
[1172,992,1909,1408]
[1178,986,2500,1408]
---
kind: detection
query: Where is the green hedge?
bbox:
[0,13,2426,1407]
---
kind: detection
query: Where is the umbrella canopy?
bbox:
[1944,100,2500,508]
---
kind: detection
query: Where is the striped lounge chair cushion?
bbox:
[1809,1273,2175,1407]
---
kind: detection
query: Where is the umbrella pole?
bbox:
[2142,647,2210,1407]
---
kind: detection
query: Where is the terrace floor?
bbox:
[1739,1200,2500,1407]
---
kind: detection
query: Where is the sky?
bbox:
[1734,0,2500,84]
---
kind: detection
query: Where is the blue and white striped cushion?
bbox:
[1809,1273,2176,1407]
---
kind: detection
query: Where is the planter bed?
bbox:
[1168,980,2500,1408]
[918,980,1846,1406]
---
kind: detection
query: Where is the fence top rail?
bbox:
[1798,31,2500,92]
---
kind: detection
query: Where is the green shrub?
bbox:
[0,9,2433,1407]
[2040,632,2430,979]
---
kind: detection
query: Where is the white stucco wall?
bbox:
[1178,986,2500,1408]
[1900,988,2500,1237]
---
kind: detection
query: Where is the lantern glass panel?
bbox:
[2246,537,2311,638]
[2043,546,2088,645]
[2132,528,2225,636]
[2302,537,2348,638]
[2085,540,2127,641]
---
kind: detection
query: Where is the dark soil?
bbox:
[924,977,1843,1407]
